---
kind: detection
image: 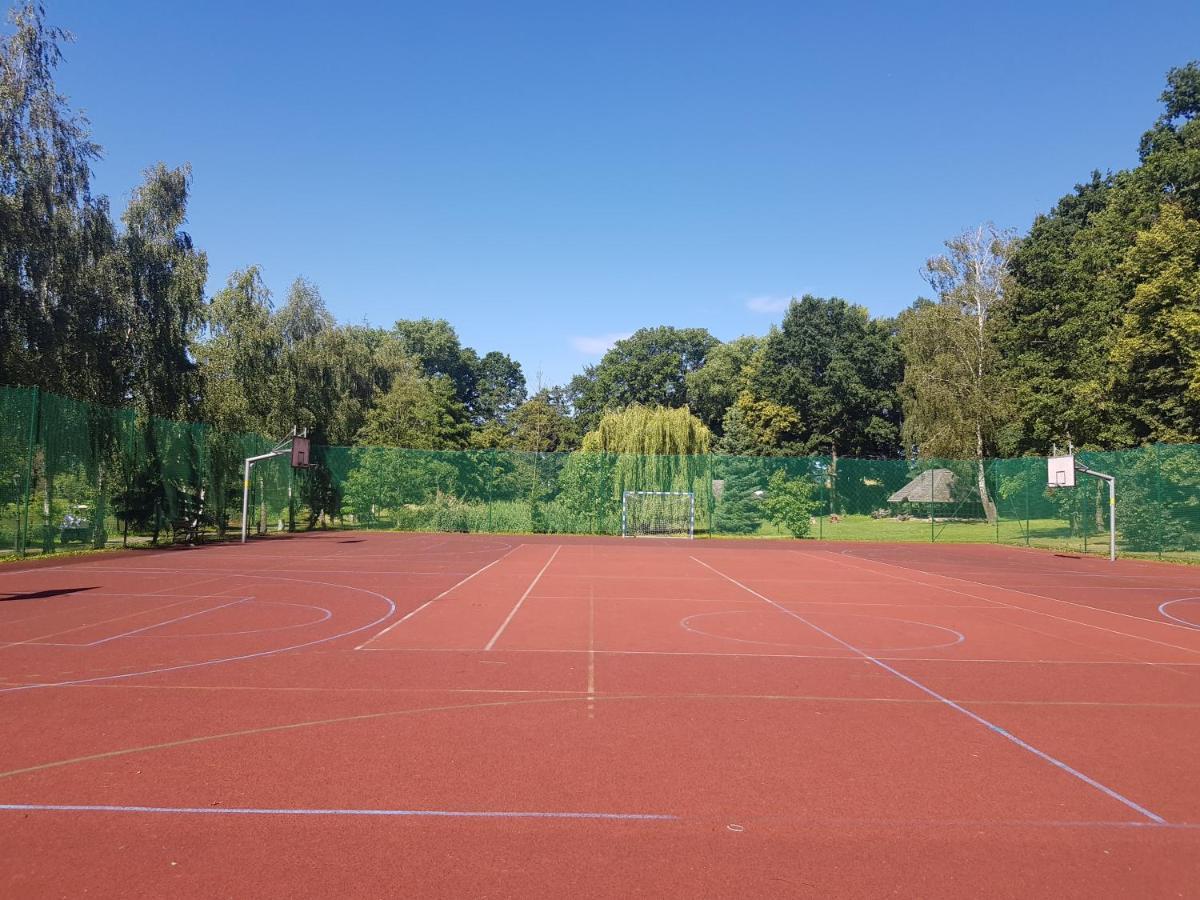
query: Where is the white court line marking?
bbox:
[29,597,254,647]
[353,646,1200,665]
[0,803,676,821]
[9,680,1200,708]
[690,554,1166,825]
[484,546,562,651]
[0,592,251,631]
[832,550,1200,636]
[969,602,1188,674]
[820,551,1200,658]
[678,609,965,653]
[4,804,1200,831]
[587,580,597,718]
[354,545,522,650]
[3,597,202,649]
[1159,598,1200,630]
[86,598,248,645]
[0,573,397,695]
[0,573,236,647]
[1,804,1199,831]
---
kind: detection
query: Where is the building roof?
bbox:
[888,467,957,504]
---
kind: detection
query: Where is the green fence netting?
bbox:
[3,385,1199,560]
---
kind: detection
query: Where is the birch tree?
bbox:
[901,224,1016,524]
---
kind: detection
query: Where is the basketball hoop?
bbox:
[1047,454,1075,488]
[1045,452,1117,561]
[241,428,313,542]
[290,435,311,468]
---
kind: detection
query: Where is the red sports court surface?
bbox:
[1,533,1199,897]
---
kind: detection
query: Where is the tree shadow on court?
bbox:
[0,587,97,602]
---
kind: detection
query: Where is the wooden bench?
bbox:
[58,524,90,544]
[169,493,212,545]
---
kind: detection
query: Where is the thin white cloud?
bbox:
[745,295,791,314]
[570,332,632,356]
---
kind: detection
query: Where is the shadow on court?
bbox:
[0,586,97,602]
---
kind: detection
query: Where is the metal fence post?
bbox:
[19,387,39,558]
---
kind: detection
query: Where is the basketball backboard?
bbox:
[1047,454,1075,487]
[291,436,311,468]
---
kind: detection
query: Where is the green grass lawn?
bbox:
[724,513,1200,564]
[4,506,1196,567]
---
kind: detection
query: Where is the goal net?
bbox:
[621,491,695,539]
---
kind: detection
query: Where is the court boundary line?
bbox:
[690,554,1167,825]
[832,549,1200,636]
[355,544,522,650]
[2,803,1197,831]
[86,598,248,645]
[484,545,562,651]
[0,802,676,821]
[25,596,255,646]
[352,645,1200,665]
[818,551,1200,659]
[0,573,238,648]
[679,608,965,653]
[2,678,1199,709]
[0,572,397,695]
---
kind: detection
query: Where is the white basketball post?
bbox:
[1047,453,1116,562]
[241,429,309,544]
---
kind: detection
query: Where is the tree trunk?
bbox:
[829,445,839,516]
[92,468,107,549]
[976,425,997,525]
[41,469,55,553]
[258,471,267,535]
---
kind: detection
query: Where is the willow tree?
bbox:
[580,404,711,456]
[555,405,712,532]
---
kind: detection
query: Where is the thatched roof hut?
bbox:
[888,468,957,504]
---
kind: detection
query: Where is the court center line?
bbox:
[689,554,1167,825]
[354,544,522,650]
[484,546,562,651]
[587,580,597,718]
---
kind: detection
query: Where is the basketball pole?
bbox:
[240,428,308,544]
[1050,452,1116,562]
[1075,461,1116,562]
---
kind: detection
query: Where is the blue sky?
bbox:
[43,0,1200,388]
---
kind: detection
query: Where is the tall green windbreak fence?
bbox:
[0,385,288,555]
[3,385,1199,560]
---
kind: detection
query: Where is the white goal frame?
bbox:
[621,490,695,539]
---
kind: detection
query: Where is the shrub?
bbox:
[763,469,818,538]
